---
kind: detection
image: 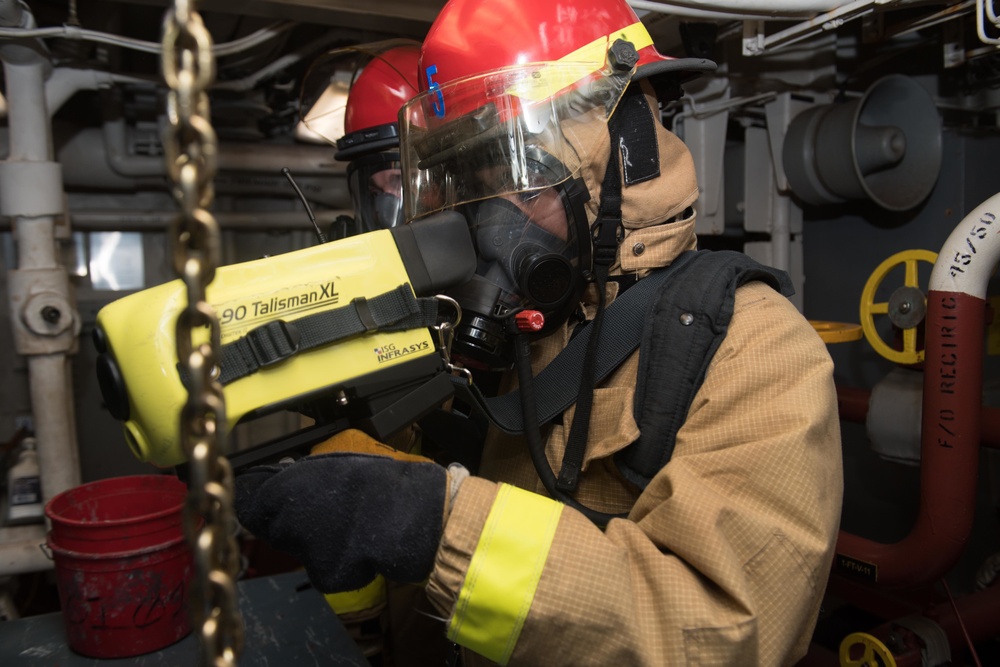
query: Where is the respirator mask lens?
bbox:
[372,192,404,229]
[347,153,405,232]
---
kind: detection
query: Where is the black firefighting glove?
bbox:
[234,429,455,593]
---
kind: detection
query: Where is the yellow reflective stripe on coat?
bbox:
[448,484,563,665]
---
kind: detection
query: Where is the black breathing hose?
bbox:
[513,333,627,526]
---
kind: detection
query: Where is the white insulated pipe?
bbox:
[0,2,80,575]
[27,354,81,506]
[4,61,51,162]
[2,58,81,500]
[930,191,1000,297]
[46,68,153,118]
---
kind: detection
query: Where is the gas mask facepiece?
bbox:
[445,176,591,371]
[372,192,404,229]
[347,152,406,232]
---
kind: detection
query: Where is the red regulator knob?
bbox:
[515,310,545,333]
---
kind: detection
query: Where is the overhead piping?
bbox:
[629,0,868,17]
[0,20,295,56]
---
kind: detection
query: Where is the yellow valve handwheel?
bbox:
[859,249,938,365]
[839,632,897,667]
[810,320,864,344]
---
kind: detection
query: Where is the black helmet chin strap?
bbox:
[518,83,662,524]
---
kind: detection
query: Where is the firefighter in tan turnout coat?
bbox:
[234,1,844,664]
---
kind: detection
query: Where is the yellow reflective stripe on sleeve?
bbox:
[323,574,387,616]
[447,484,563,665]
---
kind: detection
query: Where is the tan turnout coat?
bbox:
[421,106,844,665]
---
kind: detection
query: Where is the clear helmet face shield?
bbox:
[401,59,632,220]
[399,57,634,369]
[347,152,406,232]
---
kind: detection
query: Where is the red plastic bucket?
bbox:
[44,475,194,658]
[47,537,194,658]
[45,475,187,553]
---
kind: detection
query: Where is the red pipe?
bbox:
[836,385,870,423]
[795,643,841,667]
[825,572,930,620]
[827,571,1000,645]
[938,579,1000,645]
[832,193,1000,588]
[985,407,1000,449]
[835,292,985,587]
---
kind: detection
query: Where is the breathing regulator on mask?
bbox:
[399,0,715,523]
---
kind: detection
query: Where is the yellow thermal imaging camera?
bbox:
[94,212,475,468]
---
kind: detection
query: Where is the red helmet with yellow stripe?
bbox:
[419,0,675,96]
[401,0,713,222]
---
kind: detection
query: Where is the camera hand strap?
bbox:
[215,284,439,386]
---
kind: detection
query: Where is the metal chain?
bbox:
[161,2,244,665]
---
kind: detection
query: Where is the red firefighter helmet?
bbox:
[336,43,421,161]
[419,0,677,94]
[299,41,421,232]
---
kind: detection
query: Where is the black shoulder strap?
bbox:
[450,250,702,434]
[614,250,793,488]
[453,249,791,461]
